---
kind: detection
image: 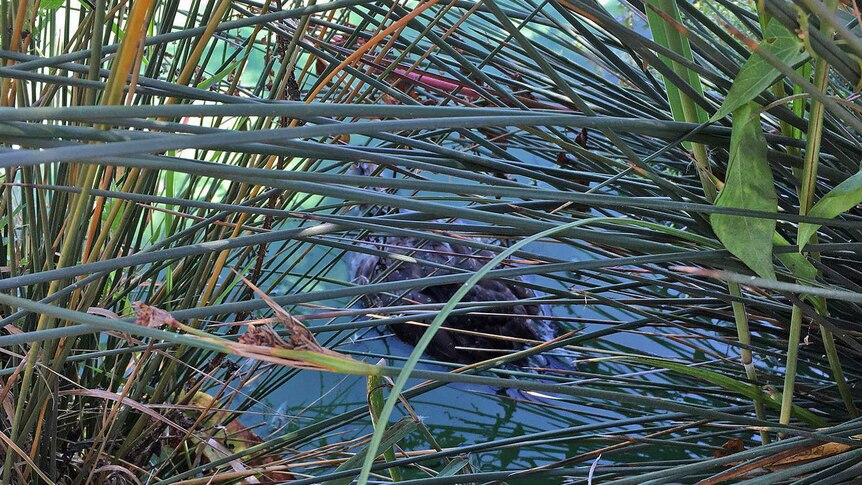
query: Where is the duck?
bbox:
[353,235,558,365]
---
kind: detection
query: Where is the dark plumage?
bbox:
[353,236,555,364]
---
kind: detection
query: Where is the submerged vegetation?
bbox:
[0,0,861,482]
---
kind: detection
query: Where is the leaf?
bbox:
[367,359,401,481]
[644,0,709,126]
[773,233,817,283]
[629,357,826,427]
[436,457,470,477]
[768,443,854,468]
[774,234,827,312]
[798,170,862,249]
[711,20,807,121]
[189,391,295,482]
[711,103,777,279]
[196,60,242,90]
[324,418,416,485]
[700,443,854,484]
[713,439,745,458]
[232,269,343,356]
[39,0,64,10]
[133,302,181,328]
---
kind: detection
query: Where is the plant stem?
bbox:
[729,283,770,442]
[779,305,803,425]
[645,0,767,441]
[786,0,858,421]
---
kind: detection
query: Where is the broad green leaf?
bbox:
[40,0,64,9]
[711,20,807,121]
[711,103,777,280]
[773,233,827,312]
[798,170,862,249]
[774,233,816,282]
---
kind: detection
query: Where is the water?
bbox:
[230,220,702,480]
[233,0,698,476]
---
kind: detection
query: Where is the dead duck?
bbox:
[353,235,558,365]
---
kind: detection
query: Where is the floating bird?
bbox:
[353,235,558,365]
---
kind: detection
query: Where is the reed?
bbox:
[0,0,860,482]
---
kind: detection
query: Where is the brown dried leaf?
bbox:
[190,391,295,482]
[223,421,295,482]
[231,270,345,358]
[713,438,745,458]
[238,324,291,348]
[698,442,856,484]
[575,127,589,148]
[88,307,121,320]
[92,465,142,485]
[133,302,181,329]
[556,151,571,166]
[768,442,854,468]
[287,71,301,101]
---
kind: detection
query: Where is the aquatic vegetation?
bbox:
[0,0,860,483]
